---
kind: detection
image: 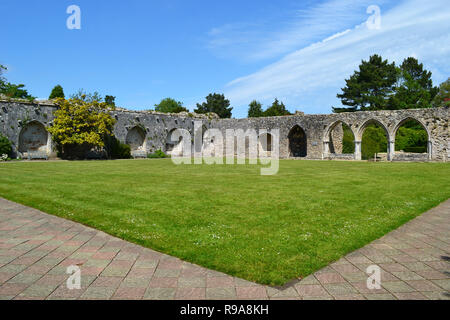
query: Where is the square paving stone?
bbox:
[364,293,397,300]
[178,277,206,288]
[144,287,176,300]
[175,287,206,300]
[206,287,236,299]
[315,272,346,284]
[112,287,146,300]
[207,276,234,288]
[80,287,116,300]
[295,284,328,297]
[236,286,268,299]
[431,279,450,291]
[394,292,428,300]
[324,283,358,296]
[153,268,181,278]
[382,281,416,293]
[266,286,299,298]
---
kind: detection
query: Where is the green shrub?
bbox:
[106,136,131,159]
[361,125,387,160]
[147,149,169,159]
[0,133,12,157]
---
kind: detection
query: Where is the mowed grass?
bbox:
[0,159,449,285]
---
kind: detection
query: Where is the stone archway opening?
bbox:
[361,120,388,161]
[326,121,355,159]
[394,118,429,161]
[259,133,273,152]
[288,125,307,157]
[18,121,48,155]
[126,126,146,151]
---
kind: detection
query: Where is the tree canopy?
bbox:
[335,54,397,112]
[195,93,233,118]
[248,100,264,118]
[263,99,292,117]
[70,89,103,103]
[432,78,450,107]
[49,85,65,99]
[0,64,35,101]
[154,98,188,113]
[334,55,438,113]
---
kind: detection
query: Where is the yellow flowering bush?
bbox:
[48,98,116,158]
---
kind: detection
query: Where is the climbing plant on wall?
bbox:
[47,98,116,159]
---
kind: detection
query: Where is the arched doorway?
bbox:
[325,121,355,159]
[360,120,388,161]
[259,133,273,152]
[126,126,146,151]
[18,121,48,154]
[288,125,307,157]
[394,118,429,160]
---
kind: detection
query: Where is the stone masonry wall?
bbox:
[0,100,448,162]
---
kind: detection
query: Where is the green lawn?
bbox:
[0,159,449,285]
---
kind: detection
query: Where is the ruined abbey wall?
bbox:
[0,100,448,162]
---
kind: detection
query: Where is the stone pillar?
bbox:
[427,140,432,160]
[323,141,330,159]
[354,141,362,160]
[388,140,395,161]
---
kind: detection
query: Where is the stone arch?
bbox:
[288,125,307,157]
[18,120,48,154]
[357,118,389,140]
[358,118,390,161]
[126,126,146,151]
[323,120,356,159]
[393,117,430,160]
[259,132,273,152]
[393,117,430,140]
[165,128,181,154]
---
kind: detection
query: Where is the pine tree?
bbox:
[248,100,263,117]
[49,85,65,99]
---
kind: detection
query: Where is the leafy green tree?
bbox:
[154,98,187,113]
[105,95,116,107]
[390,57,438,109]
[263,99,291,117]
[70,89,103,103]
[335,54,397,112]
[195,93,233,118]
[47,98,116,159]
[0,65,35,101]
[432,78,450,107]
[49,85,65,99]
[248,100,263,117]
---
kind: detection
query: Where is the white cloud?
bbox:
[207,0,390,62]
[224,0,450,117]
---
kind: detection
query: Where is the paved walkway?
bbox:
[0,197,449,300]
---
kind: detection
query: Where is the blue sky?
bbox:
[1,0,449,118]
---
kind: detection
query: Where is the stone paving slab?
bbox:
[0,197,449,300]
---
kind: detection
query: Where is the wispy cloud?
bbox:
[207,0,390,62]
[223,0,450,117]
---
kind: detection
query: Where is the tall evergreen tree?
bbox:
[390,57,438,109]
[335,54,397,112]
[263,99,291,117]
[248,100,263,117]
[49,85,65,99]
